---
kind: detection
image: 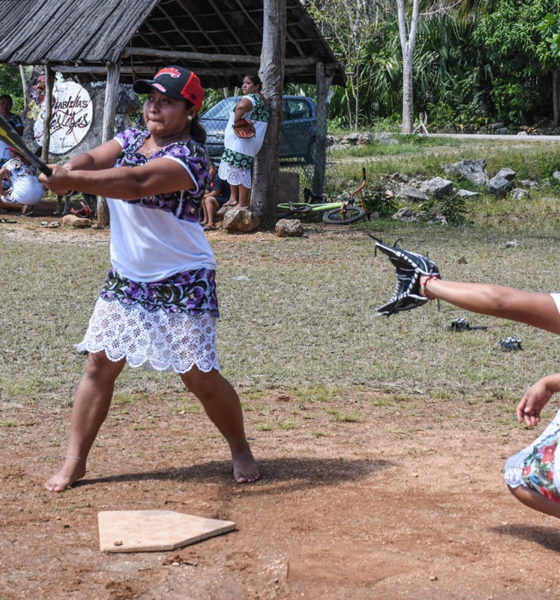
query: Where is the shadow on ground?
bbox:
[74,456,393,496]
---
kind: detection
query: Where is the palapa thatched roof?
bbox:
[0,0,345,87]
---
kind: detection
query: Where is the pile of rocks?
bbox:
[387,158,544,223]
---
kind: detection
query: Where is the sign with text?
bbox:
[34,79,93,154]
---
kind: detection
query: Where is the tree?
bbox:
[474,0,558,124]
[397,0,420,133]
[252,0,286,226]
[307,0,378,129]
[0,64,25,112]
[537,12,560,125]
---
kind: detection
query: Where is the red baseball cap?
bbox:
[133,66,204,111]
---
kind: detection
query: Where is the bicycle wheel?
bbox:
[322,206,366,225]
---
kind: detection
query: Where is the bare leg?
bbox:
[236,184,251,209]
[0,198,24,212]
[201,195,210,225]
[203,197,219,229]
[45,352,125,492]
[223,184,239,206]
[180,367,260,483]
[421,277,560,335]
[508,485,560,519]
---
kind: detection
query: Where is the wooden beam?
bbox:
[122,46,316,66]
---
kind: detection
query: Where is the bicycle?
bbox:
[276,168,369,225]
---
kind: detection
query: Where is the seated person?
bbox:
[201,161,230,231]
[0,94,23,168]
[0,148,44,216]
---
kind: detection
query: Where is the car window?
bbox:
[201,97,237,120]
[284,99,311,121]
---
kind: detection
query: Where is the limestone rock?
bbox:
[419,177,454,197]
[494,168,516,181]
[61,214,92,228]
[511,188,530,201]
[397,185,429,202]
[488,172,515,195]
[222,207,260,233]
[275,219,304,237]
[456,189,479,198]
[443,159,488,186]
[519,179,539,189]
[392,207,418,222]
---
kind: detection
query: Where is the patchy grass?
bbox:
[3,222,560,410]
[2,136,560,412]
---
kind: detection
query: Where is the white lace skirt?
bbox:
[76,298,220,373]
[218,161,252,189]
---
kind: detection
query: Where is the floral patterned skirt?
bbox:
[504,409,560,503]
[76,268,220,373]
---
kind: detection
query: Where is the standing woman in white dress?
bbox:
[218,74,270,208]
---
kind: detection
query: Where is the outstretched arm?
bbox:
[517,374,560,427]
[40,155,194,199]
[421,277,560,336]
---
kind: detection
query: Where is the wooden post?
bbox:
[97,62,121,227]
[252,0,286,227]
[312,61,333,196]
[41,65,54,165]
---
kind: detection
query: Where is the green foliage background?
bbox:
[1,0,559,131]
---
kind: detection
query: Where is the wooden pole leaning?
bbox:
[97,61,121,228]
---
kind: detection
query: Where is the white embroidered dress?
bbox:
[218,93,270,189]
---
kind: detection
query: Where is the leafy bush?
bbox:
[490,80,541,125]
[362,186,398,217]
[418,194,470,226]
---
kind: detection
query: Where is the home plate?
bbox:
[98,510,236,553]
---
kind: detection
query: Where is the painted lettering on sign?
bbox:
[34,79,93,154]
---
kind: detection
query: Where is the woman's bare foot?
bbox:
[45,457,87,492]
[223,200,238,207]
[232,445,260,483]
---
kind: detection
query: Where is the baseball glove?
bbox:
[371,235,441,317]
[232,118,256,139]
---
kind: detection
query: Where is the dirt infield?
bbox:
[2,388,560,600]
[3,210,560,598]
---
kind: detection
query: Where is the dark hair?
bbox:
[244,74,262,89]
[190,114,206,145]
[178,99,206,145]
[0,94,13,106]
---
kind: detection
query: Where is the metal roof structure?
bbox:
[0,0,344,87]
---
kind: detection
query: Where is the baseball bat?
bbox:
[0,113,52,176]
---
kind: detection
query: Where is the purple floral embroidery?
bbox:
[113,127,209,223]
[100,268,219,317]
